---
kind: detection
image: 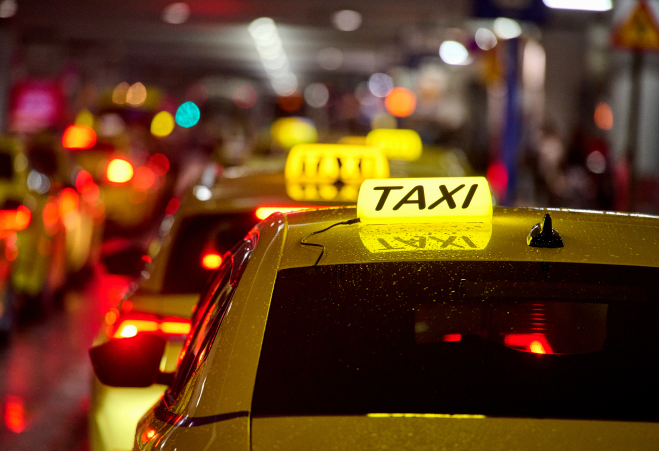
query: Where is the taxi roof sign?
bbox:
[612,1,659,51]
[285,144,389,184]
[357,177,492,224]
[366,129,422,161]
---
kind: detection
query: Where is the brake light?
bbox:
[62,125,97,150]
[112,313,191,339]
[0,206,31,231]
[201,253,222,270]
[255,206,315,220]
[504,334,554,355]
[106,158,134,183]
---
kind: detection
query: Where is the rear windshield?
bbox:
[253,261,659,422]
[161,212,257,294]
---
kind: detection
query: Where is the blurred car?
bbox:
[91,176,659,451]
[87,143,391,451]
[0,134,97,325]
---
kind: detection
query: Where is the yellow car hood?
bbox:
[252,415,659,451]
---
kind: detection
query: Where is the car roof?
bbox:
[276,206,659,270]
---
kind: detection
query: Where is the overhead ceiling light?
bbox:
[249,17,298,96]
[162,3,190,24]
[493,17,522,40]
[332,10,362,31]
[542,0,611,11]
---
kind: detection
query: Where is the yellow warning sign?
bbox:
[613,1,659,51]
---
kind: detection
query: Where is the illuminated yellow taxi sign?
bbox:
[286,183,360,202]
[366,129,423,161]
[285,144,389,184]
[357,177,492,224]
[359,223,492,254]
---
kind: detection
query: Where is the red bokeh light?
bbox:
[62,125,97,150]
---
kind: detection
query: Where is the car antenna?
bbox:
[300,218,361,266]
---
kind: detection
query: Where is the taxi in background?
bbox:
[1,134,98,332]
[91,176,659,451]
[87,143,390,451]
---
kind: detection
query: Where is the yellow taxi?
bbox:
[88,143,391,451]
[90,176,659,451]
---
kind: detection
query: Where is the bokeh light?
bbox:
[594,102,613,130]
[277,92,304,113]
[150,111,175,138]
[162,2,190,24]
[318,47,343,70]
[133,167,156,191]
[74,109,95,127]
[233,84,258,108]
[475,28,498,51]
[368,73,394,98]
[97,113,125,137]
[304,83,330,108]
[201,253,222,270]
[126,82,147,107]
[271,117,318,149]
[106,159,134,184]
[331,10,362,31]
[62,125,97,150]
[493,17,522,40]
[175,101,200,128]
[0,0,17,18]
[148,153,170,176]
[384,87,417,118]
[371,112,397,130]
[586,151,607,174]
[439,41,470,65]
[112,82,130,105]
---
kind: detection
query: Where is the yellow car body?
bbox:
[126,178,659,451]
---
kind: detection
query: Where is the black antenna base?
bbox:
[527,213,564,248]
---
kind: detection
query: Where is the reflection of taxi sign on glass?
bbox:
[359,223,492,254]
[357,177,492,224]
[285,144,389,202]
[366,129,423,161]
[285,144,389,183]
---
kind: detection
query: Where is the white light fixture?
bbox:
[249,17,298,96]
[543,0,612,11]
[493,17,522,40]
[439,41,470,65]
[332,10,362,31]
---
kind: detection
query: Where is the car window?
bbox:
[253,261,659,422]
[166,234,256,403]
[161,212,257,294]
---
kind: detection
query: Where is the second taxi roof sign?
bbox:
[357,177,493,224]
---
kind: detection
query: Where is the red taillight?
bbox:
[112,312,191,339]
[58,188,79,218]
[0,206,31,232]
[504,334,554,355]
[106,158,134,183]
[255,206,315,220]
[133,166,156,190]
[201,253,222,270]
[62,125,97,150]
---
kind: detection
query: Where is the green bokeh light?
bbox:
[175,101,200,128]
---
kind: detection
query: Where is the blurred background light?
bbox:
[277,91,303,112]
[175,101,200,128]
[318,47,343,70]
[233,83,258,108]
[543,0,611,11]
[586,151,607,174]
[112,82,129,105]
[106,159,134,184]
[594,102,613,130]
[126,82,147,107]
[97,113,125,137]
[304,83,330,108]
[162,2,190,24]
[133,167,156,191]
[370,112,397,129]
[384,88,417,118]
[148,153,170,176]
[193,185,212,201]
[475,28,497,51]
[331,10,362,31]
[249,17,298,96]
[494,18,522,40]
[62,125,97,150]
[271,117,318,149]
[0,0,16,18]
[439,41,470,65]
[368,73,394,98]
[28,170,51,194]
[150,111,175,138]
[74,109,95,128]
